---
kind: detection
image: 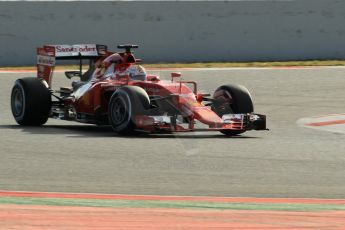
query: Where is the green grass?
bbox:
[145,60,345,68]
[1,196,345,212]
[2,60,345,70]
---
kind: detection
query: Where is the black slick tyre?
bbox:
[11,77,51,126]
[212,84,254,136]
[108,86,150,135]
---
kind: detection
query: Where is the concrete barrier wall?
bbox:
[1,1,345,66]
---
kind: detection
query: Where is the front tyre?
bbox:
[11,77,51,126]
[212,84,254,136]
[108,86,150,135]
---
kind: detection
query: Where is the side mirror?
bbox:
[65,71,81,79]
[147,75,160,81]
[171,72,182,82]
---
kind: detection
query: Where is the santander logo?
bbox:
[56,45,97,53]
[56,46,76,53]
[79,46,97,52]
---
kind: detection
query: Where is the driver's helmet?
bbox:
[94,53,123,79]
[127,65,147,81]
[103,53,123,66]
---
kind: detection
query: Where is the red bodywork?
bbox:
[36,44,266,133]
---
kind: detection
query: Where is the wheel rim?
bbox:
[12,87,24,117]
[111,97,128,125]
[214,90,234,115]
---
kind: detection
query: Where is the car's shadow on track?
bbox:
[0,124,260,139]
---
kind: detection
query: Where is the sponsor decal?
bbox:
[82,93,90,106]
[37,55,55,66]
[104,86,120,91]
[144,87,160,94]
[38,65,45,72]
[55,44,98,57]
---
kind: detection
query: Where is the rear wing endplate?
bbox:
[37,44,107,86]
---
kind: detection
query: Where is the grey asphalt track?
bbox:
[1,68,345,199]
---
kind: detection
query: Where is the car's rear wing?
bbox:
[37,44,108,86]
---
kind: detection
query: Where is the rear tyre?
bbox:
[108,86,150,135]
[212,84,254,136]
[11,77,51,126]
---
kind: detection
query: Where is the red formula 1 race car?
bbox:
[11,44,267,135]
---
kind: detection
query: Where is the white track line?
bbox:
[297,113,345,134]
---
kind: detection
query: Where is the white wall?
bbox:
[1,1,345,66]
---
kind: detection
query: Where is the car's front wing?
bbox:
[133,113,267,133]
